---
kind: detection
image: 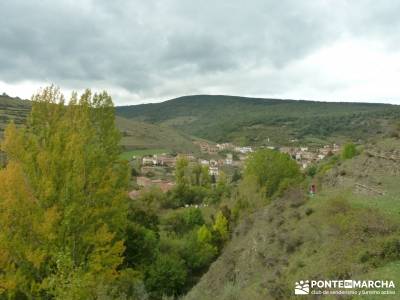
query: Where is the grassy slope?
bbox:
[116,116,198,153]
[184,138,400,300]
[116,95,400,145]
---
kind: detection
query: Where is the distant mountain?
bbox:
[116,95,400,145]
[3,93,400,149]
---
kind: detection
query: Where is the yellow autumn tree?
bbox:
[0,160,59,297]
[0,86,130,299]
[213,211,229,242]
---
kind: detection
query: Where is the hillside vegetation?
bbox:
[116,116,198,153]
[116,95,400,145]
[184,138,400,299]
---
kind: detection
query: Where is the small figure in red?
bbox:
[309,184,316,196]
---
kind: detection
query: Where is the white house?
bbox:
[225,153,233,165]
[142,156,157,166]
[200,159,209,166]
[235,146,253,154]
[295,153,302,161]
[216,143,234,151]
[209,166,219,176]
[210,159,218,167]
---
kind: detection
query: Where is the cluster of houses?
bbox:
[138,142,339,178]
[139,141,255,179]
[279,144,341,169]
[196,141,254,155]
[194,141,219,154]
[131,150,240,198]
[142,154,177,167]
[216,142,254,154]
[129,142,341,199]
[140,152,240,177]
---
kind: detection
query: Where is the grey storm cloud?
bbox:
[1,0,400,103]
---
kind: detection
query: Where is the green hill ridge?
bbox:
[116,95,400,146]
[3,92,400,151]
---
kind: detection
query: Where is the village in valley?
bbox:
[128,139,341,199]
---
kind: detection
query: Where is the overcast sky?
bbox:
[1,0,400,105]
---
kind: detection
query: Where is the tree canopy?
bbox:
[0,86,131,299]
[244,149,301,197]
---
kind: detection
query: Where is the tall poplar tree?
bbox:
[0,86,130,299]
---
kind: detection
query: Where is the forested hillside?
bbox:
[116,95,400,145]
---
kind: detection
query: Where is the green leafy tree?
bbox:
[231,169,242,183]
[191,163,202,186]
[168,159,212,207]
[182,226,217,273]
[197,225,213,244]
[175,157,189,187]
[342,142,357,159]
[164,208,205,236]
[0,86,130,299]
[200,165,211,188]
[124,223,159,269]
[244,149,301,197]
[129,188,161,233]
[215,171,230,199]
[184,208,205,228]
[305,165,317,177]
[145,254,187,298]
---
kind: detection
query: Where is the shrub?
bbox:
[305,208,314,216]
[164,208,205,236]
[381,239,400,260]
[305,165,317,177]
[145,254,187,298]
[342,143,358,159]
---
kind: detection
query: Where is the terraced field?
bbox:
[0,94,30,138]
